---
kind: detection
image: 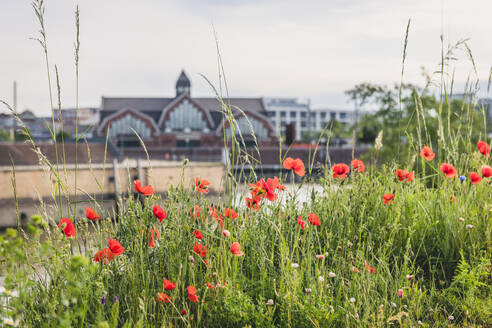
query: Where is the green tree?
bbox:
[15,127,32,141]
[0,129,12,141]
[56,130,71,142]
[345,82,485,163]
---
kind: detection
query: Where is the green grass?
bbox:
[1,153,491,327]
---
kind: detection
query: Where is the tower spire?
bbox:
[175,70,191,97]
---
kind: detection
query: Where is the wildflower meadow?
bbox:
[1,143,491,327]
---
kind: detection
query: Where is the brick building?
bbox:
[97,70,276,150]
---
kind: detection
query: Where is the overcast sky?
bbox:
[0,0,491,116]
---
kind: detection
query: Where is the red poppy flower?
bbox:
[482,165,492,178]
[230,242,244,256]
[396,169,406,182]
[187,285,199,302]
[190,205,202,220]
[224,208,238,219]
[152,205,167,222]
[134,179,154,196]
[208,205,220,219]
[469,172,482,185]
[209,206,224,228]
[86,206,100,221]
[440,163,457,178]
[194,178,210,194]
[193,242,207,258]
[93,248,114,263]
[477,140,490,157]
[108,238,125,256]
[297,216,306,230]
[58,218,76,237]
[156,293,171,303]
[308,212,321,226]
[420,146,435,161]
[149,232,156,248]
[246,195,261,210]
[180,309,187,315]
[383,193,394,205]
[273,176,286,190]
[396,169,414,182]
[364,260,376,274]
[332,163,350,180]
[149,228,160,248]
[249,178,284,203]
[264,178,279,202]
[163,278,176,290]
[193,230,203,240]
[350,159,365,173]
[283,157,306,176]
[206,282,215,290]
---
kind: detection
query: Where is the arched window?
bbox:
[164,100,208,132]
[108,114,152,139]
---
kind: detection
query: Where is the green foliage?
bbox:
[3,153,491,327]
[55,130,71,142]
[0,129,12,141]
[346,82,487,164]
[14,127,32,141]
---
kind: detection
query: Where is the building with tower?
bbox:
[97,70,277,154]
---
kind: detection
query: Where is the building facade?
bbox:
[265,98,357,141]
[97,70,276,149]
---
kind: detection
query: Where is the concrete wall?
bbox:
[0,160,224,227]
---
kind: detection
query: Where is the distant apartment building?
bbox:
[0,110,52,140]
[265,98,357,140]
[56,107,99,138]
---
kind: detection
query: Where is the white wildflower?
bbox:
[374,130,383,150]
